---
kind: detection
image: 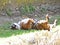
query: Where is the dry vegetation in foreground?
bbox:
[0,25,60,45]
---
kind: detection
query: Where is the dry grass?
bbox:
[0,25,60,45]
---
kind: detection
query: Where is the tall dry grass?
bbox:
[0,0,60,10]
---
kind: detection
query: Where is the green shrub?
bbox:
[40,7,46,13]
[19,4,35,15]
[6,8,12,16]
[49,15,60,25]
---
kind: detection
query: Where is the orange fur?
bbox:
[33,14,50,31]
[20,18,35,30]
[36,21,50,31]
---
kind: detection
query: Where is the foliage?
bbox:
[6,8,12,16]
[0,22,37,37]
[0,15,60,37]
[40,7,47,13]
[0,0,60,10]
[19,4,35,15]
[0,0,9,10]
[49,15,60,25]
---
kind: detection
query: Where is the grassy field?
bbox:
[0,22,37,37]
[0,15,60,37]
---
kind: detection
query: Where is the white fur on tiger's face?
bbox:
[10,23,20,30]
